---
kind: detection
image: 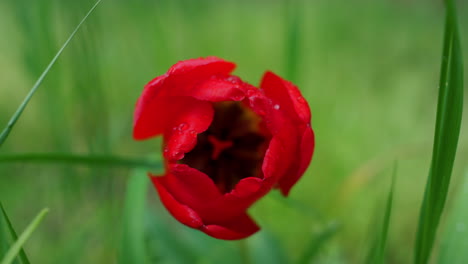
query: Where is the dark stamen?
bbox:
[207,135,233,160]
[180,101,269,193]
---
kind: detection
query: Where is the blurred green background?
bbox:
[0,0,467,263]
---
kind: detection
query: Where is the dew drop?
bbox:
[178,123,188,131]
[232,94,244,101]
[173,152,184,160]
[226,76,240,83]
[246,89,256,97]
[273,104,280,110]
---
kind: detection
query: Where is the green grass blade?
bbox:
[118,169,149,264]
[0,208,49,264]
[0,203,29,264]
[247,230,288,264]
[414,0,464,263]
[365,166,396,264]
[284,0,301,83]
[437,170,468,264]
[0,219,8,263]
[296,222,340,264]
[0,153,161,170]
[0,0,102,148]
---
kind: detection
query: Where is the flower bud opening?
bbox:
[180,101,270,193]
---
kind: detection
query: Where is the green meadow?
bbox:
[0,0,466,263]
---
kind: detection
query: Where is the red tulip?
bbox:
[133,57,314,240]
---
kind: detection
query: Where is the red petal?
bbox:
[278,126,315,196]
[153,166,269,224]
[263,119,300,182]
[259,71,314,195]
[165,58,244,101]
[260,71,311,124]
[152,175,204,229]
[134,96,213,141]
[246,94,299,182]
[168,56,235,76]
[163,98,214,160]
[189,75,246,102]
[229,177,263,197]
[152,171,260,240]
[202,177,275,223]
[202,213,260,240]
[154,164,222,210]
[133,75,168,139]
[133,57,239,140]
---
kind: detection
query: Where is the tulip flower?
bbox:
[133,57,314,240]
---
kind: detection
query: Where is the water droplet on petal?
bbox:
[226,76,240,83]
[178,123,188,131]
[163,148,169,153]
[173,152,184,160]
[232,94,244,101]
[273,104,280,110]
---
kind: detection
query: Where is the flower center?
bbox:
[180,101,269,193]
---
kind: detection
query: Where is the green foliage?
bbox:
[0,0,466,263]
[365,167,396,264]
[414,0,464,263]
[284,0,302,83]
[118,169,150,264]
[297,222,340,264]
[246,231,288,264]
[0,0,102,148]
[437,170,468,264]
[0,153,161,171]
[0,202,29,264]
[0,207,48,264]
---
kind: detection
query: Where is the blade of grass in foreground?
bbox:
[0,0,102,148]
[437,169,468,264]
[296,222,340,264]
[414,0,464,263]
[365,166,396,264]
[118,169,149,264]
[0,153,162,171]
[0,203,29,264]
[0,208,49,264]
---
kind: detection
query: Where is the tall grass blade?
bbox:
[0,203,29,264]
[247,230,288,264]
[284,0,301,83]
[365,166,396,264]
[0,0,102,148]
[414,0,464,263]
[296,222,339,264]
[0,208,49,264]
[118,169,149,264]
[0,153,161,170]
[0,217,8,262]
[437,170,468,264]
